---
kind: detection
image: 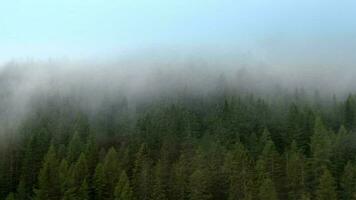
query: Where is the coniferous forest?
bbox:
[1,65,356,200]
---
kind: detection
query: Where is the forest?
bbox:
[1,64,356,200]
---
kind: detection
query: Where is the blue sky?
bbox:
[1,0,356,63]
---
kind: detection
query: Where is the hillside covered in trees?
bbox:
[1,64,356,200]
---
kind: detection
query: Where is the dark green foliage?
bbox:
[224,141,254,200]
[114,171,133,200]
[189,169,212,200]
[286,141,305,200]
[258,177,278,200]
[341,161,356,200]
[34,145,60,200]
[315,167,338,200]
[132,144,152,200]
[1,84,356,200]
[5,193,15,200]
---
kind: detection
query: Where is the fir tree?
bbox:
[132,144,152,200]
[286,141,305,200]
[189,169,212,200]
[34,145,61,200]
[102,147,121,199]
[258,177,278,200]
[114,171,133,200]
[341,161,356,200]
[224,141,254,200]
[94,163,106,200]
[315,167,337,200]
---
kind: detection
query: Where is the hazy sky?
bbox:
[1,0,356,64]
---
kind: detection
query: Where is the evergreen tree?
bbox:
[114,171,133,200]
[172,152,192,200]
[308,117,333,194]
[58,159,69,197]
[258,177,278,200]
[34,145,61,200]
[224,141,254,200]
[315,167,337,200]
[78,179,89,200]
[94,163,106,200]
[189,169,212,200]
[344,95,355,130]
[256,129,285,199]
[132,144,152,200]
[152,160,169,200]
[102,147,121,199]
[341,161,356,200]
[67,132,84,163]
[286,141,305,200]
[66,153,88,199]
[20,128,51,198]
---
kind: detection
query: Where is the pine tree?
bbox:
[78,179,89,200]
[330,125,349,183]
[114,171,133,200]
[172,152,192,200]
[34,145,61,200]
[189,169,212,200]
[20,128,51,198]
[84,134,99,199]
[308,117,333,193]
[256,129,285,199]
[66,153,88,199]
[258,177,278,200]
[94,163,106,200]
[152,160,169,200]
[341,161,356,200]
[344,95,355,130]
[67,132,84,163]
[286,141,305,200]
[315,167,337,200]
[224,141,254,200]
[58,159,69,197]
[132,144,152,200]
[102,147,121,199]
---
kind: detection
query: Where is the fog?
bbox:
[0,50,356,133]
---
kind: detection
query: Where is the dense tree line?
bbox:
[2,82,356,199]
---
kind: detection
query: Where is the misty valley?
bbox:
[0,63,356,200]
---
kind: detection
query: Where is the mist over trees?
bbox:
[1,59,356,200]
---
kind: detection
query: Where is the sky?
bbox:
[1,0,356,64]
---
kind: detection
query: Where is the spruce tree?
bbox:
[114,171,133,200]
[256,129,285,199]
[189,169,212,200]
[224,141,254,200]
[315,167,337,200]
[152,160,169,200]
[132,144,152,200]
[34,145,61,200]
[258,177,278,200]
[58,159,69,197]
[286,141,305,200]
[94,163,106,200]
[102,147,121,199]
[78,179,89,200]
[67,132,84,163]
[341,161,356,200]
[309,117,333,193]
